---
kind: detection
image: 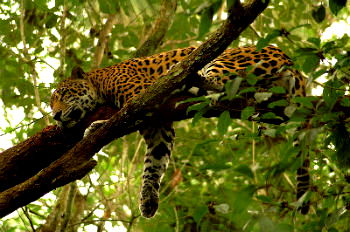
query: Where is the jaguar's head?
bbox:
[50,67,98,128]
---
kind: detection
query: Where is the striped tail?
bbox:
[139,122,175,218]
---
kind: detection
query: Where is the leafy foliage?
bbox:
[1,0,350,231]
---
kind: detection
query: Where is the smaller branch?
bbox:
[68,189,87,231]
[18,209,31,232]
[133,0,177,57]
[19,0,28,61]
[68,218,133,227]
[92,14,118,68]
[59,3,67,79]
[249,25,261,38]
[312,80,346,91]
[22,207,36,232]
[60,183,76,231]
[38,185,69,232]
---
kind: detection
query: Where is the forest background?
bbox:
[1,0,350,231]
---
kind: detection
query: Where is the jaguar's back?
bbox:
[78,45,305,108]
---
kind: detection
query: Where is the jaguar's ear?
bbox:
[71,66,85,79]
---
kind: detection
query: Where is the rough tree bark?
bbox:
[5,0,341,218]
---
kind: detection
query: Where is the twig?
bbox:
[69,218,132,227]
[252,121,257,184]
[59,1,67,78]
[249,25,261,38]
[17,209,31,231]
[313,80,347,91]
[0,114,50,137]
[174,206,180,232]
[19,0,49,126]
[21,207,36,232]
[126,215,139,232]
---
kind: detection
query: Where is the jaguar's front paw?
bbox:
[140,185,159,218]
[84,120,108,137]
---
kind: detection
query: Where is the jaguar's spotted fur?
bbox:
[50,45,308,217]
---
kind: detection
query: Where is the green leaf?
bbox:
[55,0,63,7]
[191,109,205,126]
[232,185,256,213]
[323,80,345,109]
[264,128,277,137]
[121,31,139,47]
[261,112,280,119]
[45,15,58,28]
[34,0,48,10]
[24,0,35,9]
[327,124,350,167]
[241,106,255,120]
[193,205,208,224]
[0,20,11,36]
[238,87,256,94]
[269,86,286,94]
[307,37,321,48]
[98,0,118,14]
[247,73,259,85]
[340,98,350,107]
[289,24,312,32]
[259,216,276,232]
[293,96,318,109]
[226,0,237,9]
[268,99,289,108]
[312,5,326,23]
[217,111,231,135]
[186,101,209,114]
[198,8,213,38]
[325,206,347,227]
[225,77,242,100]
[302,54,320,73]
[234,164,254,179]
[329,0,347,16]
[328,228,339,232]
[254,92,272,103]
[256,195,273,203]
[297,47,319,53]
[275,223,293,232]
[256,30,281,50]
[119,0,132,16]
[310,68,327,81]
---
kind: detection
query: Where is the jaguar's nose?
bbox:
[53,111,62,121]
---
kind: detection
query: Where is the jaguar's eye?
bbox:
[68,108,83,120]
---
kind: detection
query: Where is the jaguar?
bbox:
[50,45,308,218]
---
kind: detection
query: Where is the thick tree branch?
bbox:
[1,94,350,217]
[0,0,272,218]
[0,107,116,192]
